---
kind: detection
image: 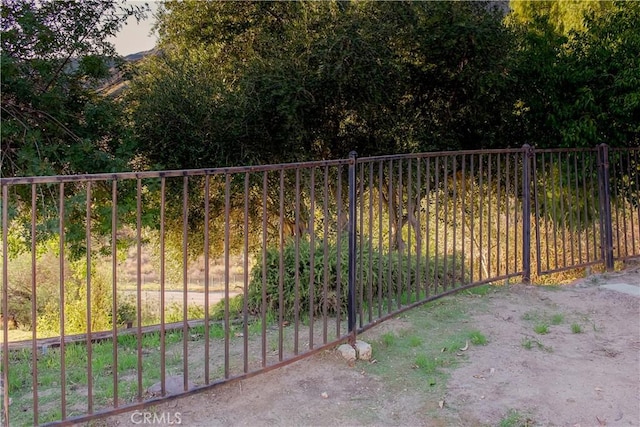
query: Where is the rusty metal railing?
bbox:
[1,145,638,425]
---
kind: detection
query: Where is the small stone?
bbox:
[321,392,329,399]
[337,344,356,362]
[355,340,372,361]
[147,376,193,396]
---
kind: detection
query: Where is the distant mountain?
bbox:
[99,48,158,98]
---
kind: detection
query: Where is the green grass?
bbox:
[362,292,491,420]
[468,330,488,345]
[521,336,552,353]
[533,323,549,334]
[551,314,564,325]
[499,409,534,427]
[571,323,582,334]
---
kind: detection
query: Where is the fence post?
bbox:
[347,151,358,343]
[521,144,532,284]
[597,144,615,271]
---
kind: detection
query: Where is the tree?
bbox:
[1,0,148,178]
[508,0,614,35]
[508,0,640,148]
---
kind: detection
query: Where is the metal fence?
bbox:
[1,144,638,425]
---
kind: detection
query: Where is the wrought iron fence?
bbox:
[1,145,638,425]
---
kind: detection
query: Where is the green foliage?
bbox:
[131,0,516,176]
[508,0,614,35]
[1,0,147,177]
[210,294,245,321]
[508,1,640,148]
[165,302,205,323]
[247,236,467,320]
[468,330,488,346]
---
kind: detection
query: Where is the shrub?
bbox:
[247,236,467,320]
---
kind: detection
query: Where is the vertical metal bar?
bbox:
[358,163,364,324]
[387,160,393,310]
[30,184,38,426]
[514,152,520,274]
[59,182,67,419]
[367,162,374,322]
[442,157,449,290]
[159,177,166,394]
[612,151,622,259]
[631,149,639,256]
[533,151,543,276]
[477,155,483,281]
[397,159,403,306]
[243,173,250,372]
[550,153,559,270]
[619,150,629,257]
[558,152,568,269]
[496,154,501,277]
[309,168,316,349]
[203,174,210,382]
[434,157,440,292]
[415,158,422,301]
[2,184,10,426]
[452,156,458,286]
[563,152,575,267]
[541,153,550,272]
[183,176,190,387]
[406,159,413,301]
[336,166,343,337]
[581,153,591,264]
[377,161,383,315]
[486,154,492,278]
[111,180,119,405]
[136,179,143,401]
[590,150,599,262]
[224,174,231,374]
[278,170,284,361]
[461,155,467,284]
[522,145,532,283]
[505,154,512,276]
[261,172,268,367]
[469,156,474,282]
[322,166,329,342]
[347,152,357,340]
[85,182,93,413]
[425,158,431,295]
[575,153,583,264]
[294,169,301,354]
[616,151,627,258]
[566,152,576,267]
[598,144,614,270]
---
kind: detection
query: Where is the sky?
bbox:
[108,1,160,56]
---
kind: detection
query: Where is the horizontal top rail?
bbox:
[357,147,524,163]
[0,157,354,185]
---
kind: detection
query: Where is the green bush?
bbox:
[247,236,467,320]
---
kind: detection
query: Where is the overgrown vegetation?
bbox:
[247,237,467,320]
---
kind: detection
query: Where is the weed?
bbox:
[521,337,533,350]
[571,323,582,334]
[408,336,422,347]
[381,332,396,347]
[500,409,534,427]
[551,314,564,325]
[464,284,492,296]
[533,324,549,334]
[414,354,440,374]
[467,330,488,345]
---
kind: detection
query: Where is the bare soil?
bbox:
[102,267,640,427]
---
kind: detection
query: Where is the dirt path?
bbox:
[101,266,640,427]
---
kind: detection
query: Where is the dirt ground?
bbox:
[102,266,640,427]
